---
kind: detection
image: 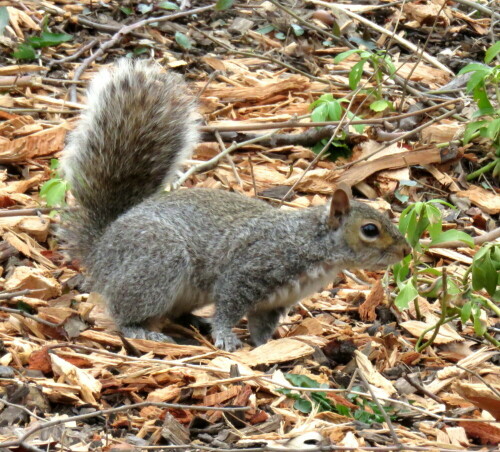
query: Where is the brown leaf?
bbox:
[359,279,384,321]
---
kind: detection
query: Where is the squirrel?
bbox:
[60,59,411,352]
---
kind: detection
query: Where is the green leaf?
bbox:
[473,85,493,111]
[458,63,489,75]
[294,398,312,413]
[481,254,498,296]
[484,41,500,64]
[370,99,391,112]
[158,1,179,10]
[27,31,73,48]
[394,191,409,203]
[215,0,234,10]
[460,301,473,324]
[311,103,329,122]
[348,60,365,90]
[345,110,365,133]
[335,404,351,416]
[465,70,486,93]
[463,121,487,144]
[40,178,68,207]
[485,118,500,141]
[0,6,9,36]
[430,230,474,247]
[256,24,275,34]
[175,31,192,50]
[327,101,342,121]
[291,23,304,36]
[274,32,286,40]
[473,311,487,336]
[471,263,487,292]
[285,373,322,388]
[13,43,36,60]
[137,4,153,13]
[395,279,418,310]
[334,49,362,63]
[120,6,133,15]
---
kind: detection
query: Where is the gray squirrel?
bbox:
[61,59,411,351]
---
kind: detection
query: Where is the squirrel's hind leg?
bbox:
[247,307,286,346]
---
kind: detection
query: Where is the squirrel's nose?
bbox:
[402,244,412,258]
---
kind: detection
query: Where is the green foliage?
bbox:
[158,1,180,10]
[120,6,134,15]
[334,48,396,110]
[40,159,69,207]
[215,0,234,11]
[278,375,398,423]
[458,42,500,180]
[175,31,192,50]
[471,243,500,298]
[13,22,73,61]
[398,200,473,250]
[394,200,499,350]
[308,94,366,160]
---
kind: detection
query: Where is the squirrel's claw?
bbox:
[213,332,242,352]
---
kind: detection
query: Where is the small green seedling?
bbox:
[40,159,69,207]
[458,41,500,180]
[334,48,396,112]
[278,374,400,423]
[308,94,365,159]
[393,199,499,350]
[13,16,72,61]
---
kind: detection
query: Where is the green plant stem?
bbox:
[411,251,422,320]
[466,159,499,181]
[484,332,500,348]
[416,269,449,352]
[461,266,472,286]
[416,315,459,352]
[474,294,500,317]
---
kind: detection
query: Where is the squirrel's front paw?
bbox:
[121,326,175,343]
[213,331,242,352]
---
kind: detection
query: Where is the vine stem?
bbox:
[416,269,449,352]
[466,159,498,181]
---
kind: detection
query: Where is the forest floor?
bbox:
[0,1,499,451]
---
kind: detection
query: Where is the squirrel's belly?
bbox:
[263,263,339,309]
[169,285,212,317]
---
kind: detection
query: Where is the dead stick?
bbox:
[199,99,459,133]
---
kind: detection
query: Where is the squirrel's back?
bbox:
[61,59,198,264]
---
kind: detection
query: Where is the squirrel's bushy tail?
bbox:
[61,59,198,264]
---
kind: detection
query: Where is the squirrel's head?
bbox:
[327,187,411,270]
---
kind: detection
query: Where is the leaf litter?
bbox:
[0,0,499,451]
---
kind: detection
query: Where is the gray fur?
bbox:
[61,60,410,351]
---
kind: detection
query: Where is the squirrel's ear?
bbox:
[328,187,351,229]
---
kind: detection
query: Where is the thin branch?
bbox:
[452,0,500,18]
[0,305,63,328]
[357,368,401,448]
[174,131,279,188]
[199,99,459,133]
[455,364,500,399]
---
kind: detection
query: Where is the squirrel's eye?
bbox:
[361,223,380,239]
